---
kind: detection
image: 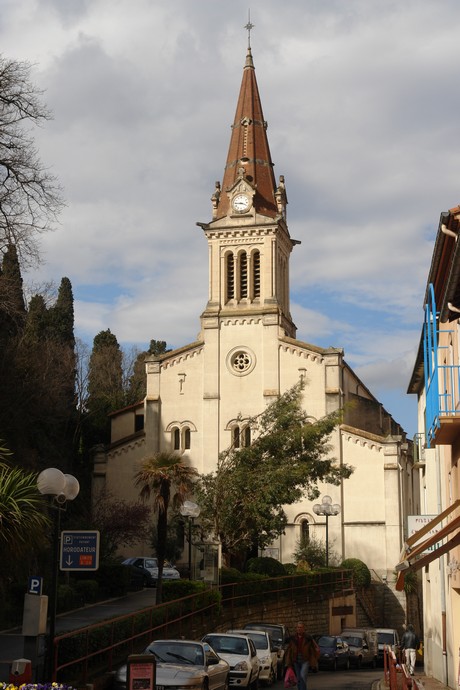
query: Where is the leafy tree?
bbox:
[0,243,25,339]
[293,534,336,569]
[91,489,151,562]
[341,558,371,588]
[126,339,171,404]
[85,329,124,446]
[0,55,63,267]
[196,381,353,564]
[150,513,185,564]
[0,272,77,470]
[135,452,198,604]
[0,443,49,594]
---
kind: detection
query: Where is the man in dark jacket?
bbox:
[401,624,419,675]
[284,622,320,690]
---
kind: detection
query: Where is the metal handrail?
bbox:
[52,569,353,682]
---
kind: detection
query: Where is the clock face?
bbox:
[232,193,251,212]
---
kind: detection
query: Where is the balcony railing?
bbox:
[424,284,460,446]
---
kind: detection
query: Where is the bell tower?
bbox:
[198,43,299,339]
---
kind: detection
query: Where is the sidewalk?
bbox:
[374,670,454,690]
[0,587,157,679]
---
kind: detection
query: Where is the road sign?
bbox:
[28,576,43,595]
[60,530,100,571]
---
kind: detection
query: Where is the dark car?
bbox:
[316,635,350,671]
[121,562,154,588]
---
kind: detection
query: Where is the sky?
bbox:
[2,0,460,438]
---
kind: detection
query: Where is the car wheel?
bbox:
[250,673,259,690]
[201,679,209,690]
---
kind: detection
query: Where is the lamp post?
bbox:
[37,468,80,680]
[313,495,341,566]
[180,500,200,579]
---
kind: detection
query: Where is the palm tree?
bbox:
[135,452,198,603]
[0,445,50,594]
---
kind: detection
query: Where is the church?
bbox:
[93,40,418,593]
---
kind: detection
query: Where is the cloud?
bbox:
[3,0,458,437]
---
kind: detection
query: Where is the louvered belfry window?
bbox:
[227,253,235,301]
[253,250,260,297]
[240,251,248,298]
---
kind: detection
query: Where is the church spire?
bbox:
[217,44,279,219]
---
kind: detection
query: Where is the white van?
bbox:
[376,628,400,663]
[341,628,378,668]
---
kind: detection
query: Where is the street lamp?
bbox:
[313,495,341,567]
[37,468,80,680]
[180,500,200,580]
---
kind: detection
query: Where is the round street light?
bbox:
[313,495,341,566]
[37,468,80,680]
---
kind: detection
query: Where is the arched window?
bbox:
[226,253,234,301]
[240,251,248,299]
[243,426,251,447]
[184,427,191,450]
[233,426,240,448]
[253,250,260,298]
[173,427,180,450]
[301,519,310,544]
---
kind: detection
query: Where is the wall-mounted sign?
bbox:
[407,515,440,553]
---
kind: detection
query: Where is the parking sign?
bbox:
[60,530,100,571]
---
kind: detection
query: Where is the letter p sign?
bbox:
[28,576,43,595]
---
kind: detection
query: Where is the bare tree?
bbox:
[0,55,64,266]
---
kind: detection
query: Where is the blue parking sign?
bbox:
[28,576,43,595]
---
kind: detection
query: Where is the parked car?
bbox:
[229,630,277,685]
[315,635,350,671]
[242,623,290,679]
[341,628,378,668]
[114,639,229,690]
[122,557,180,583]
[202,633,259,689]
[120,562,155,588]
[376,628,400,663]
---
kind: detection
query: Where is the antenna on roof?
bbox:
[244,9,254,48]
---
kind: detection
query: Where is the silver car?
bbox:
[122,557,180,583]
[115,639,229,690]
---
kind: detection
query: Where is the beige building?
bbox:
[405,206,460,688]
[94,45,418,622]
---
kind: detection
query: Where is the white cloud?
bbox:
[3,0,458,436]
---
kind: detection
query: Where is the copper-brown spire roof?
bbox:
[218,47,278,219]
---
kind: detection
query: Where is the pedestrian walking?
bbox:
[284,622,320,690]
[401,623,419,675]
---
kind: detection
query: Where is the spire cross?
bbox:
[244,11,254,48]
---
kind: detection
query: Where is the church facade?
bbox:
[93,45,418,592]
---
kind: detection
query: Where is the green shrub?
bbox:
[162,579,207,600]
[246,557,286,577]
[341,558,371,588]
[283,562,297,575]
[75,579,99,603]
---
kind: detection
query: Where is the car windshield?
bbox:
[146,642,203,665]
[318,636,335,647]
[244,633,268,650]
[245,625,283,645]
[378,633,395,645]
[205,636,248,655]
[342,636,361,647]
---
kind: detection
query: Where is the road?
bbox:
[276,667,382,690]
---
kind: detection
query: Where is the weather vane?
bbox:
[244,10,254,48]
